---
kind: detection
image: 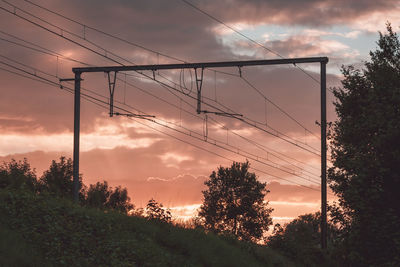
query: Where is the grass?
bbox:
[0,188,293,266]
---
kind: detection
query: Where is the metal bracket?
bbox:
[107,71,117,117]
[194,67,243,118]
[195,68,204,114]
[59,77,83,89]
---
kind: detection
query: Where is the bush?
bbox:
[0,158,37,191]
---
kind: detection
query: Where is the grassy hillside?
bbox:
[0,188,292,266]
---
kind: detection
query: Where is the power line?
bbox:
[19,0,239,79]
[126,76,320,178]
[0,55,321,184]
[15,0,322,143]
[153,71,321,154]
[1,1,323,157]
[1,31,321,176]
[181,0,281,57]
[240,75,321,140]
[0,31,91,66]
[0,1,322,156]
[152,72,321,156]
[0,63,326,190]
[0,1,126,65]
[180,0,321,84]
[0,66,54,86]
[21,0,185,63]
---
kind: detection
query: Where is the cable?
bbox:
[19,0,240,78]
[1,1,322,157]
[133,116,322,192]
[125,77,320,179]
[21,0,185,63]
[153,71,321,154]
[240,75,321,140]
[180,0,321,84]
[1,32,321,176]
[0,55,321,183]
[0,31,91,66]
[0,64,325,190]
[1,2,321,155]
[153,72,321,157]
[0,2,124,65]
[128,74,321,177]
[0,66,55,86]
[0,1,332,191]
[18,0,324,136]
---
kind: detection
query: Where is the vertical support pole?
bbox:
[196,85,201,114]
[321,62,327,249]
[73,71,81,202]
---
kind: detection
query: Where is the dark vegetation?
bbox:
[267,213,337,266]
[265,24,400,267]
[0,188,293,266]
[327,23,400,266]
[0,158,291,266]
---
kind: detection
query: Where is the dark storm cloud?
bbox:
[197,0,398,26]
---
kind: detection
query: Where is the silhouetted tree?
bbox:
[198,161,273,242]
[85,181,133,213]
[145,198,172,223]
[107,185,134,213]
[328,23,400,266]
[85,181,110,208]
[39,157,83,199]
[267,212,337,265]
[0,158,37,191]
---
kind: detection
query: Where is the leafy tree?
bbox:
[328,24,400,266]
[145,198,172,223]
[85,181,134,213]
[267,212,337,266]
[39,156,83,199]
[107,185,134,213]
[0,158,37,191]
[198,161,273,242]
[85,181,110,208]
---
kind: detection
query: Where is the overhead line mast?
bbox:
[71,56,328,249]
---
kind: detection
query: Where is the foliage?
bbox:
[107,185,134,213]
[85,180,110,208]
[267,212,337,266]
[85,181,134,213]
[0,187,293,267]
[0,158,37,191]
[328,23,400,266]
[0,221,47,266]
[0,156,135,214]
[38,156,84,200]
[145,198,172,223]
[198,161,273,243]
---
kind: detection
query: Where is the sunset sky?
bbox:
[1,0,399,224]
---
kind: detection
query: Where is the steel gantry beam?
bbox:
[73,57,328,73]
[70,56,328,249]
